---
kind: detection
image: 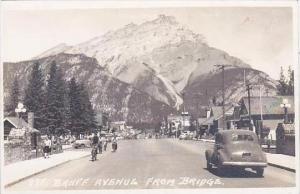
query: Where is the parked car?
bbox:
[72,139,91,149]
[179,132,188,140]
[205,130,267,177]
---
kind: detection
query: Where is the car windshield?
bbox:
[231,134,254,142]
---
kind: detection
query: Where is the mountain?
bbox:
[183,67,278,117]
[4,15,278,123]
[3,53,175,125]
[35,15,254,109]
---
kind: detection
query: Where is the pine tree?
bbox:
[277,67,288,96]
[24,62,46,131]
[6,77,20,116]
[57,67,71,136]
[68,78,84,136]
[287,66,294,95]
[78,83,97,133]
[68,78,97,137]
[45,61,69,136]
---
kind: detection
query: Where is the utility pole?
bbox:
[246,83,252,131]
[214,64,231,130]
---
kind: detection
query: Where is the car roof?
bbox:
[217,130,256,137]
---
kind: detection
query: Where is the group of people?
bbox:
[91,133,118,161]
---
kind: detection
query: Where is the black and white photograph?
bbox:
[0,1,299,194]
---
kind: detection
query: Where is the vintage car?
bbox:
[72,139,91,149]
[205,130,267,177]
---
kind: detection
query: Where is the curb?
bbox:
[4,153,90,188]
[267,162,295,173]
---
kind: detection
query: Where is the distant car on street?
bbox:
[205,130,267,177]
[72,139,91,149]
[179,132,188,140]
[179,131,193,140]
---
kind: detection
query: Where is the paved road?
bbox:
[8,139,295,190]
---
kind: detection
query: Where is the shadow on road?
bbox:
[203,168,264,178]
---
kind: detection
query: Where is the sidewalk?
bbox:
[198,138,296,172]
[265,152,295,172]
[4,150,90,187]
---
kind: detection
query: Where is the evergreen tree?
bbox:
[277,67,288,96]
[78,83,97,133]
[6,77,20,116]
[24,62,46,130]
[68,78,84,136]
[45,61,69,136]
[287,66,294,95]
[68,78,97,136]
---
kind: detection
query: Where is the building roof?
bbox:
[241,96,294,115]
[4,117,39,133]
[200,117,214,125]
[211,106,234,120]
[198,118,207,125]
[4,117,28,129]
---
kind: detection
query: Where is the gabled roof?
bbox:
[241,96,294,115]
[4,117,39,133]
[4,117,28,129]
[211,106,234,120]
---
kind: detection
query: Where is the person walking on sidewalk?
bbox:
[98,137,103,154]
[43,136,52,159]
[103,137,108,151]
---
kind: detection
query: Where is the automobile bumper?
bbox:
[222,161,268,167]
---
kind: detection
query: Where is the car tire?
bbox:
[256,168,264,177]
[207,161,212,171]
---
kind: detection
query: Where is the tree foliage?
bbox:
[22,61,96,136]
[45,61,70,136]
[68,78,97,136]
[24,62,46,130]
[277,66,294,96]
[6,77,20,116]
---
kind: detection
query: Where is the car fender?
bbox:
[217,150,229,164]
[205,150,213,161]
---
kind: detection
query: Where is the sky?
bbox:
[2,6,295,80]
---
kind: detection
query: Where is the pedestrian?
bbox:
[103,137,108,151]
[43,136,52,159]
[91,133,99,161]
[98,137,103,154]
[112,137,117,152]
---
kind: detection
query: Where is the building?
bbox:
[237,96,294,133]
[198,105,233,134]
[4,117,37,140]
[110,121,126,132]
[167,112,191,131]
[95,112,109,131]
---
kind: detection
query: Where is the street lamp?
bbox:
[280,99,291,124]
[15,102,26,129]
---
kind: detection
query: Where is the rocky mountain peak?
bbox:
[153,14,178,25]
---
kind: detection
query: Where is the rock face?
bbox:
[4,15,278,123]
[3,53,175,125]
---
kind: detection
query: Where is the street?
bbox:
[7,139,295,190]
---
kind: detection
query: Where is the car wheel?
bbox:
[207,161,212,171]
[216,165,224,176]
[256,168,264,177]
